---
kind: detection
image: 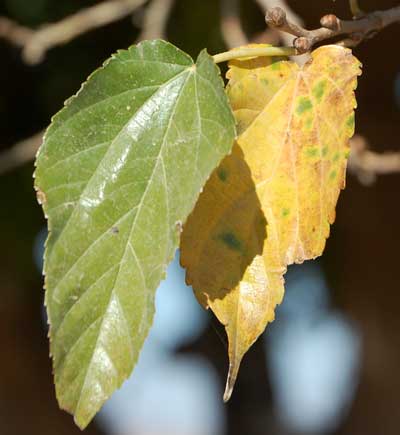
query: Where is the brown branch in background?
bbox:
[138,0,175,41]
[255,0,304,46]
[0,0,147,64]
[349,135,400,185]
[220,0,248,49]
[0,131,44,175]
[0,16,34,47]
[0,0,178,174]
[1,1,400,178]
[254,0,309,63]
[219,0,300,51]
[265,5,400,53]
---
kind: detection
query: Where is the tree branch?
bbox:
[138,0,175,41]
[0,0,179,175]
[0,131,44,175]
[0,0,147,64]
[254,0,310,63]
[0,16,34,47]
[255,0,304,46]
[220,0,249,49]
[265,5,400,53]
[349,135,400,185]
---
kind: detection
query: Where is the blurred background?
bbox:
[0,0,399,434]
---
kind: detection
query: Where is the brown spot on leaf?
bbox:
[36,189,47,205]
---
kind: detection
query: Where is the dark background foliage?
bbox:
[0,1,399,434]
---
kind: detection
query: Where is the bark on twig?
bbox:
[255,0,304,46]
[349,135,400,185]
[220,0,249,49]
[265,5,400,53]
[0,131,44,175]
[0,0,147,64]
[138,0,175,41]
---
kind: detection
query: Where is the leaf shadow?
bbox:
[181,143,267,305]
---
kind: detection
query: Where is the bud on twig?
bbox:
[294,37,312,53]
[265,7,287,28]
[320,14,340,31]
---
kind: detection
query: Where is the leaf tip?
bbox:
[223,384,233,403]
[74,415,89,431]
[223,362,239,402]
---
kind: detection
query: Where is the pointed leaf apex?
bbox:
[223,360,241,402]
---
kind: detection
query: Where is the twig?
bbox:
[138,0,175,41]
[349,135,400,185]
[0,17,34,46]
[220,0,248,49]
[265,5,400,53]
[254,0,310,64]
[0,0,179,175]
[0,0,147,64]
[255,0,304,46]
[0,131,44,175]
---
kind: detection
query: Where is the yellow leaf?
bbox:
[226,51,297,133]
[181,45,362,400]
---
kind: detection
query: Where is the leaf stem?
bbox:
[213,46,297,63]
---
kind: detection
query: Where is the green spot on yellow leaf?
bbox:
[306,147,318,158]
[312,80,327,102]
[330,169,338,180]
[296,96,313,115]
[333,151,340,162]
[346,113,355,130]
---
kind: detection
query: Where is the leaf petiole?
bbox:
[213,46,297,64]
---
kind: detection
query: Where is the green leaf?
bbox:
[34,40,235,429]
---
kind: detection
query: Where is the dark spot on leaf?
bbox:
[282,208,290,217]
[218,168,228,182]
[36,189,47,205]
[175,221,183,233]
[219,231,243,252]
[111,227,119,234]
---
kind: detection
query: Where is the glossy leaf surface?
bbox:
[35,40,235,428]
